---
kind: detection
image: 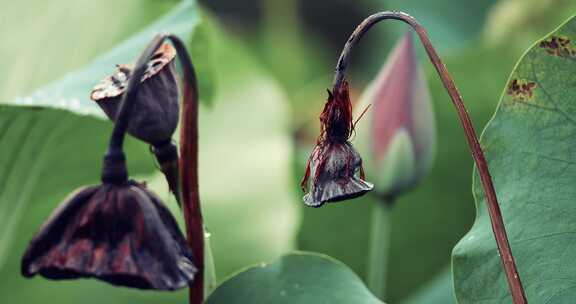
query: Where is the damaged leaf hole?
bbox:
[539,35,576,58]
[507,79,537,100]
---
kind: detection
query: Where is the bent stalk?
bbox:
[334,12,527,304]
[107,33,205,304]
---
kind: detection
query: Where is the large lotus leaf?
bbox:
[453,15,576,303]
[0,0,175,102]
[206,252,384,304]
[400,267,455,304]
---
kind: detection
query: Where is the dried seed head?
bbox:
[91,43,180,146]
[303,141,373,207]
[21,181,196,290]
[301,81,374,207]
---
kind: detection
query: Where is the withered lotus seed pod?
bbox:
[21,180,196,290]
[90,43,179,146]
[301,81,374,207]
[303,141,373,207]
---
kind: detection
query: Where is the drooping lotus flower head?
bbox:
[91,43,182,204]
[21,178,196,290]
[91,43,179,147]
[301,81,374,207]
[21,36,197,291]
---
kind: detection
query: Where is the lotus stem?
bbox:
[334,12,527,303]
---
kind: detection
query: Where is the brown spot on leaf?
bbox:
[539,35,576,58]
[507,79,537,99]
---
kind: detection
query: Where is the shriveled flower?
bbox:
[301,81,374,207]
[91,43,183,203]
[90,43,179,146]
[20,35,202,294]
[21,178,196,290]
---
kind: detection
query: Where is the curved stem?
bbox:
[101,35,168,184]
[335,12,527,303]
[104,33,204,303]
[168,34,204,304]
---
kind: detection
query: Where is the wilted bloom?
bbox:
[355,33,436,198]
[91,43,182,202]
[21,173,196,290]
[301,81,374,207]
[90,43,179,147]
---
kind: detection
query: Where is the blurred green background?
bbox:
[1,0,575,303]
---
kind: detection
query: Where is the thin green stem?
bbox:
[367,199,393,300]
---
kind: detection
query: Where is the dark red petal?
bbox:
[319,81,354,142]
[21,182,196,291]
[303,142,373,207]
[21,185,99,277]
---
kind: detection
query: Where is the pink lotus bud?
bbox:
[355,33,436,198]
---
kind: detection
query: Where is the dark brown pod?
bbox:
[302,81,374,207]
[90,43,179,146]
[21,181,196,290]
[303,141,373,207]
